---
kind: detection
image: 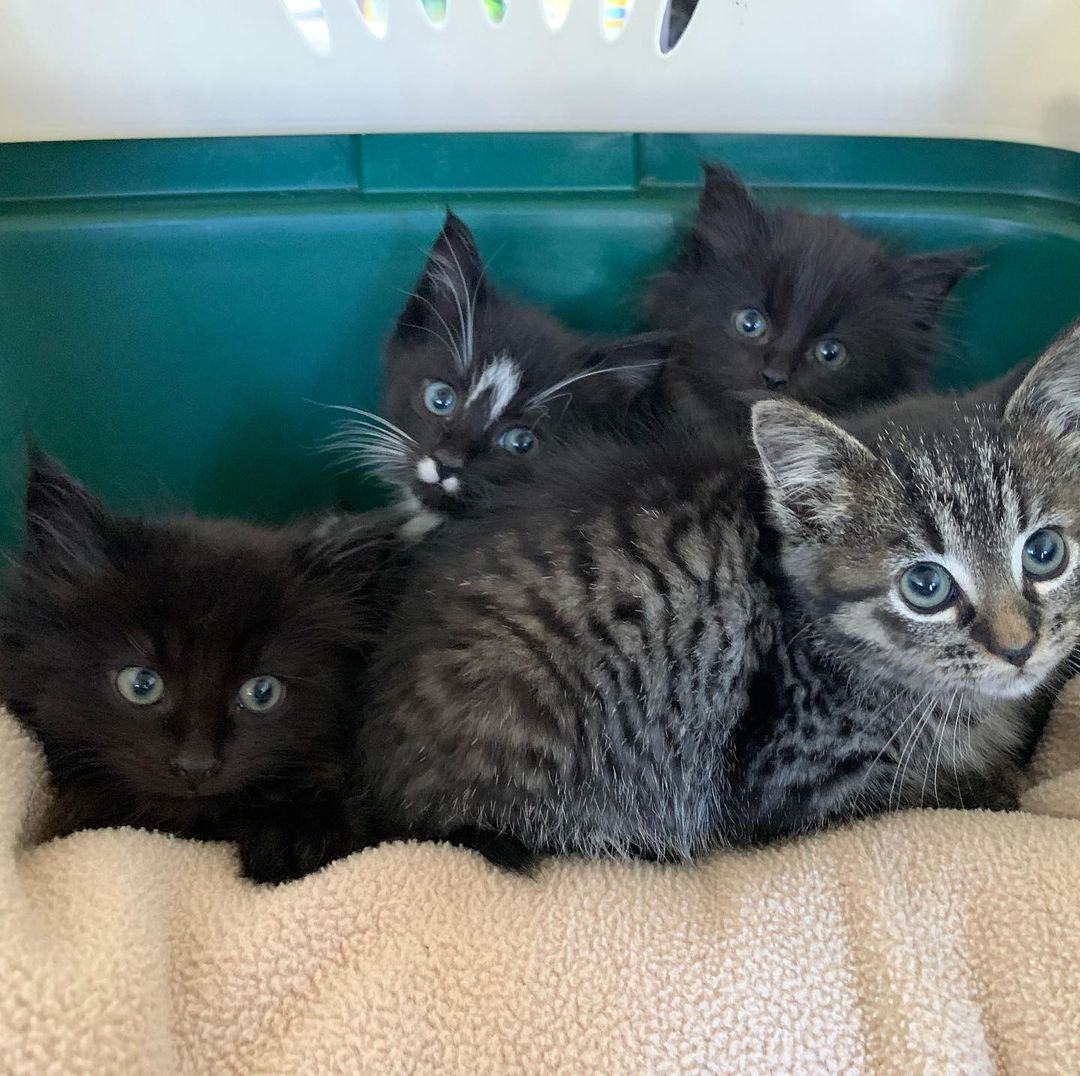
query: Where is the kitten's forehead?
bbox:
[465,352,523,428]
[888,414,1027,567]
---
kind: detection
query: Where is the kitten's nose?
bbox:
[999,639,1036,668]
[979,607,1038,668]
[170,754,221,785]
[432,448,464,476]
[761,370,789,390]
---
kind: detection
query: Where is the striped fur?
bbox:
[359,322,1080,859]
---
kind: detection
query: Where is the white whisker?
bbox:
[525,362,662,411]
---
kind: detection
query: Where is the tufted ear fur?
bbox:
[894,249,978,329]
[1004,317,1080,451]
[392,211,490,351]
[22,448,118,576]
[751,399,878,537]
[669,162,768,272]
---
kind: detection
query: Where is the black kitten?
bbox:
[0,453,401,884]
[647,163,974,419]
[335,211,668,528]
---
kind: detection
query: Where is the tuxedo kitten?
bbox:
[647,163,974,419]
[358,320,1080,860]
[0,454,404,884]
[335,211,668,528]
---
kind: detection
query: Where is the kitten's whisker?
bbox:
[431,237,482,376]
[863,689,928,792]
[891,694,936,811]
[405,286,471,375]
[396,315,461,362]
[395,280,463,365]
[309,403,419,446]
[525,362,663,412]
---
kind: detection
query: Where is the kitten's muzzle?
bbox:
[761,370,789,390]
[973,606,1039,669]
[169,753,222,789]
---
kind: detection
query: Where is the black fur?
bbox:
[346,211,669,518]
[647,162,974,419]
[0,452,405,884]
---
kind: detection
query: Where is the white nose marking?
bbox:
[441,475,461,494]
[416,458,440,485]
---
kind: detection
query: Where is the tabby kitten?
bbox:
[647,163,974,419]
[337,211,668,527]
[0,454,403,883]
[358,321,1080,859]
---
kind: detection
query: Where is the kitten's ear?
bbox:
[393,211,490,348]
[23,448,113,566]
[751,400,877,537]
[673,163,767,270]
[1003,318,1080,450]
[698,163,762,219]
[895,249,977,322]
[565,332,671,411]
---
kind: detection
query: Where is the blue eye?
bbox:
[813,338,848,367]
[238,676,286,713]
[423,381,457,415]
[899,563,955,613]
[1022,528,1067,579]
[498,427,537,455]
[116,666,165,706]
[732,308,768,339]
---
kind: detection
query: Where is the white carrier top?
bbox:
[1,0,1079,151]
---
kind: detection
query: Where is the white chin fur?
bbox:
[971,671,1042,700]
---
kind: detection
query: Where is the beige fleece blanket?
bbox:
[3,692,1080,1076]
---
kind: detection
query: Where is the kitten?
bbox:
[646,163,974,420]
[0,453,403,884]
[335,211,668,529]
[357,320,1080,860]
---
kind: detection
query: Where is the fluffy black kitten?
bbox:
[0,453,403,884]
[336,211,668,528]
[647,163,974,418]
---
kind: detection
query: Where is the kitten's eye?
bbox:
[498,427,537,455]
[899,562,955,613]
[422,381,457,416]
[813,338,848,367]
[116,666,165,706]
[238,675,286,713]
[732,308,768,339]
[1022,528,1067,579]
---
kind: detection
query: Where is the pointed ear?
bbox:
[1003,318,1080,450]
[563,332,671,412]
[698,163,764,221]
[23,449,114,569]
[393,211,490,349]
[672,162,767,270]
[751,400,878,537]
[895,249,978,325]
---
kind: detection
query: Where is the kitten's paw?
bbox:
[444,827,539,875]
[237,824,359,885]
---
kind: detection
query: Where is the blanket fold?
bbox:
[3,684,1080,1074]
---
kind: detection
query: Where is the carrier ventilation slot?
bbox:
[602,2,633,41]
[282,0,331,54]
[358,0,388,38]
[543,0,572,31]
[660,0,698,52]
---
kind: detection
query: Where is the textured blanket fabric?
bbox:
[3,688,1080,1074]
